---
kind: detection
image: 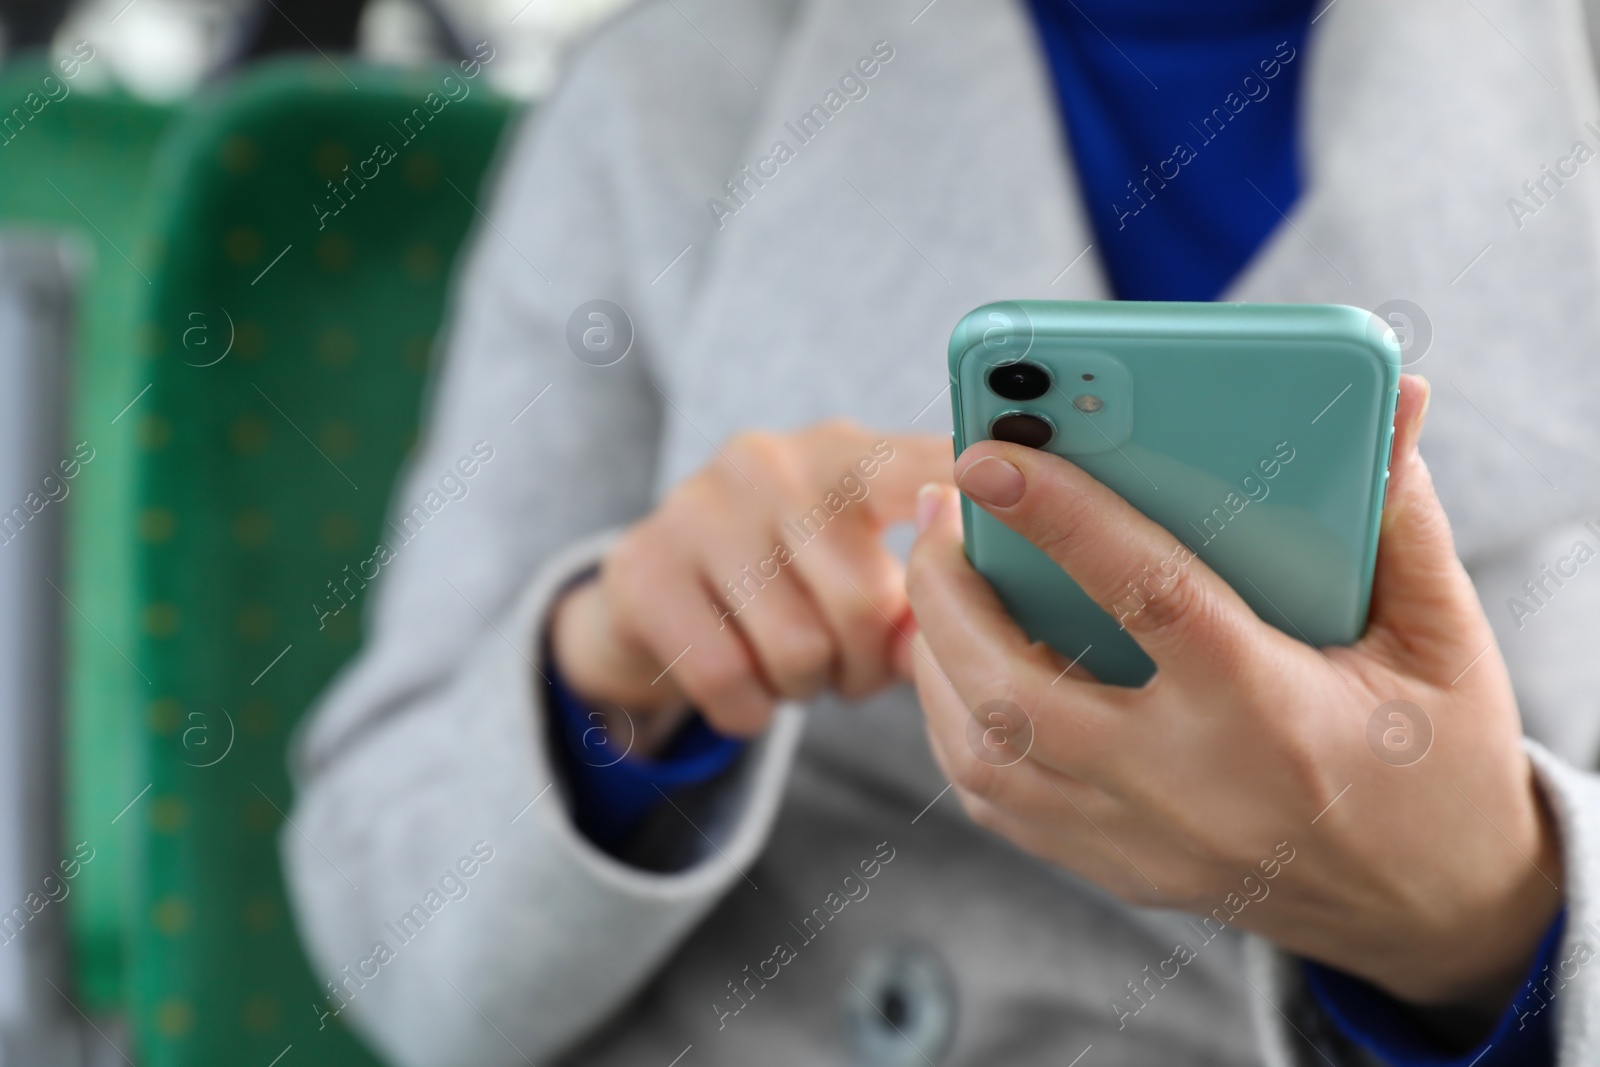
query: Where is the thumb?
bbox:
[1364,376,1489,671]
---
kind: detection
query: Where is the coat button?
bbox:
[840,943,957,1066]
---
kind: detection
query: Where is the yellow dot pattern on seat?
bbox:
[402,151,440,189]
[156,998,196,1039]
[314,326,357,366]
[141,603,181,638]
[241,893,278,934]
[148,797,186,834]
[138,414,174,451]
[124,58,515,1066]
[314,234,354,272]
[402,241,441,282]
[228,414,270,456]
[241,993,281,1034]
[224,228,261,266]
[235,320,267,360]
[152,896,192,936]
[312,140,350,179]
[239,698,276,739]
[147,698,183,735]
[233,508,274,548]
[317,511,359,551]
[139,506,178,543]
[316,419,357,460]
[219,135,259,175]
[234,603,275,643]
[138,321,164,360]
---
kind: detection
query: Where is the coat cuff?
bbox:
[1245,739,1598,1066]
[1302,911,1562,1065]
[546,657,746,855]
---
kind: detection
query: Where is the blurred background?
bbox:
[0,0,619,1062]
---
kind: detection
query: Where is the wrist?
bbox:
[549,669,694,762]
[1305,907,1567,1060]
[547,579,691,755]
[548,579,690,756]
[1371,771,1564,1016]
[549,577,662,707]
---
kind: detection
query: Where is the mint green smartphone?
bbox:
[949,300,1401,686]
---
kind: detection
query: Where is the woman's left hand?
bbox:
[904,375,1562,1018]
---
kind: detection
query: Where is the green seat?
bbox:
[0,54,175,1013]
[123,58,514,1065]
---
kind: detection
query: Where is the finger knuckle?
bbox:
[703,701,771,738]
[660,475,720,527]
[835,665,895,700]
[956,790,1003,830]
[903,547,943,606]
[602,530,658,596]
[835,593,892,647]
[767,625,834,694]
[1027,489,1101,561]
[1112,562,1212,646]
[834,634,895,693]
[809,416,865,445]
[949,749,1001,799]
[678,644,754,706]
[722,430,789,483]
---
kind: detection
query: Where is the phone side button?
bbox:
[1381,432,1395,469]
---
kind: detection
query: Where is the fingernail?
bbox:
[957,456,1025,508]
[915,483,941,533]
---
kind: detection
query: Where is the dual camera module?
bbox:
[986,362,1101,449]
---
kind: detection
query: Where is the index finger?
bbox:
[851,432,954,526]
[953,440,1261,681]
[787,424,952,528]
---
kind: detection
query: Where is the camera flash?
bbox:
[1073,394,1103,413]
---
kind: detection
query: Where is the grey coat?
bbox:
[284,0,1600,1063]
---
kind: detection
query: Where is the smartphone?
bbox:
[948,300,1401,686]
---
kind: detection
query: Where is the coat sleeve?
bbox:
[279,18,804,1066]
[1520,743,1600,1063]
[1243,740,1600,1066]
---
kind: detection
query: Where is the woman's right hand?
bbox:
[549,421,953,750]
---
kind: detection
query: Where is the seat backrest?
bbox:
[123,57,513,1066]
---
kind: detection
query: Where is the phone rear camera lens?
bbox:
[990,413,1054,449]
[987,362,1051,401]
